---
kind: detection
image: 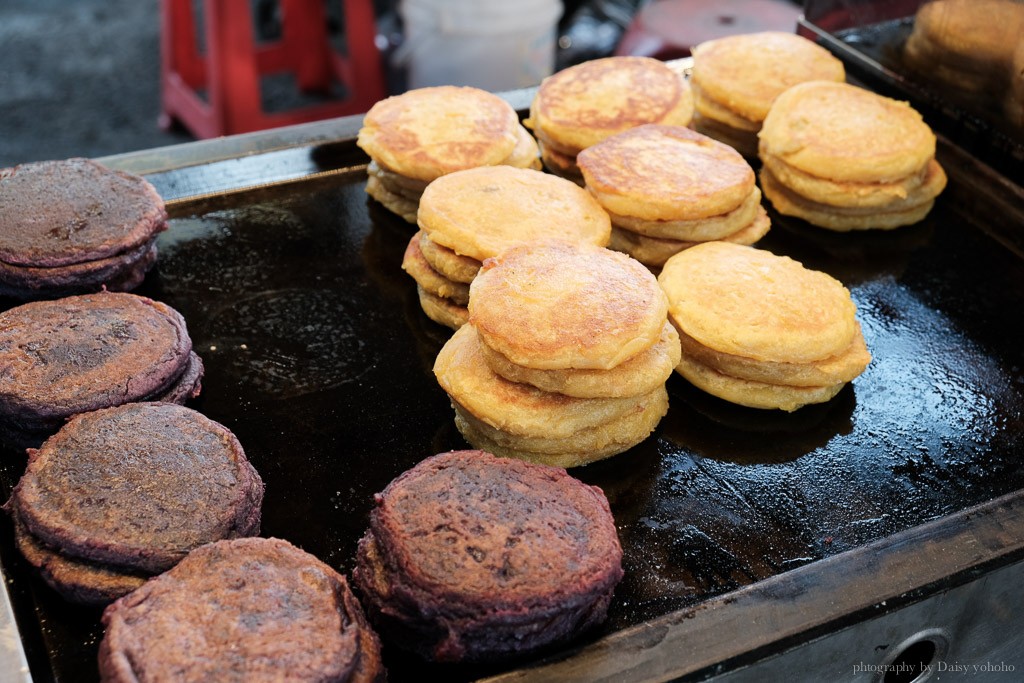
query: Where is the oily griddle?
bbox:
[0,161,1023,682]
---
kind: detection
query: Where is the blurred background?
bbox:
[0,0,806,167]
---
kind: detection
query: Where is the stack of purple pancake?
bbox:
[0,291,203,448]
[5,403,264,605]
[0,158,166,300]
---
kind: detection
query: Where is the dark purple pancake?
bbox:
[5,402,263,604]
[99,538,384,683]
[354,449,624,662]
[0,239,157,299]
[0,291,201,448]
[0,158,167,299]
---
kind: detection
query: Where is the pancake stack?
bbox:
[0,158,167,300]
[434,241,676,467]
[356,85,540,223]
[6,403,264,605]
[525,56,694,183]
[690,31,846,157]
[0,291,203,448]
[759,81,947,231]
[354,450,623,662]
[658,242,871,412]
[100,538,384,682]
[577,125,769,270]
[904,0,1024,96]
[406,165,611,329]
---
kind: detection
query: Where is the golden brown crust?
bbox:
[759,81,936,183]
[691,32,845,123]
[579,125,755,221]
[469,240,667,370]
[453,386,667,467]
[418,232,481,284]
[759,167,942,231]
[365,174,418,224]
[674,320,870,387]
[905,0,1024,74]
[402,233,470,305]
[480,321,680,398]
[691,111,760,159]
[502,124,543,170]
[761,154,945,210]
[357,86,519,182]
[608,186,762,241]
[691,82,761,132]
[538,141,584,184]
[609,206,771,268]
[416,286,468,331]
[674,352,846,412]
[434,325,657,439]
[658,242,859,364]
[418,166,610,263]
[527,56,694,154]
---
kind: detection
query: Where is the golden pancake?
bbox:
[691,32,845,123]
[759,81,936,183]
[469,240,668,370]
[675,321,870,387]
[418,232,481,284]
[538,141,584,183]
[434,325,658,438]
[609,206,771,268]
[658,242,859,363]
[357,86,519,182]
[365,175,418,224]
[401,233,471,305]
[417,286,468,330]
[759,168,940,231]
[578,125,755,222]
[504,124,543,171]
[691,111,759,159]
[453,386,667,468]
[526,56,694,154]
[608,186,762,241]
[417,166,610,263]
[905,0,1024,75]
[761,154,945,210]
[675,352,846,412]
[691,82,761,132]
[368,161,429,198]
[480,321,680,398]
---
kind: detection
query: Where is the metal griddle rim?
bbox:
[1,65,1023,683]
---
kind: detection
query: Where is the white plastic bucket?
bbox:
[397,0,563,91]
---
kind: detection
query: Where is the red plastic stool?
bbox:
[160,0,386,138]
[616,0,802,60]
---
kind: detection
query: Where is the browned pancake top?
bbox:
[0,158,167,267]
[12,402,263,574]
[367,450,622,609]
[99,538,383,683]
[0,292,192,421]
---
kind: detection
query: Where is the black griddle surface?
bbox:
[1,159,1023,682]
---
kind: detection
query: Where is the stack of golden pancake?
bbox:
[357,86,540,223]
[434,240,677,467]
[405,166,611,330]
[904,0,1024,96]
[658,242,871,412]
[759,81,947,231]
[690,31,845,157]
[525,56,694,183]
[577,125,769,270]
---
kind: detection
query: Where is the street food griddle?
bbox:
[1,80,1023,682]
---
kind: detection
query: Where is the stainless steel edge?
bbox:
[483,490,1024,683]
[0,556,32,683]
